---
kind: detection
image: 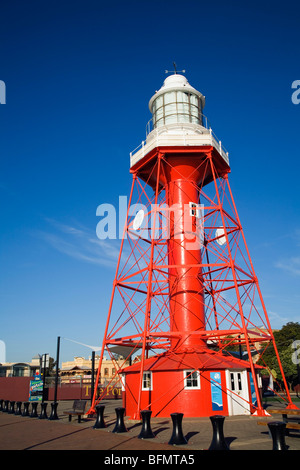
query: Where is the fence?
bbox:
[0,376,122,402]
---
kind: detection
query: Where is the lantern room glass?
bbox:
[152,90,202,128]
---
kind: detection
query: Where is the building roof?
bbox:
[60,365,89,371]
[121,348,263,373]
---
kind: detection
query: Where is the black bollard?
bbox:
[39,402,48,419]
[138,410,155,439]
[8,401,15,414]
[168,412,187,445]
[49,402,59,420]
[268,421,288,451]
[112,407,128,433]
[22,402,30,417]
[30,402,39,418]
[15,402,22,415]
[93,404,106,429]
[208,415,229,450]
[3,400,9,412]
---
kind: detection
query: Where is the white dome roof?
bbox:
[149,74,205,112]
[162,74,189,89]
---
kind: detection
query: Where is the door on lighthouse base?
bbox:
[226,369,250,416]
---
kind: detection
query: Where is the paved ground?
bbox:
[0,399,299,456]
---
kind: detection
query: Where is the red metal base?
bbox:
[122,347,261,418]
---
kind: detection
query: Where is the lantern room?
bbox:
[149,74,205,131]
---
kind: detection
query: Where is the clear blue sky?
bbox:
[0,0,299,364]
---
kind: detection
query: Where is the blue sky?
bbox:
[0,0,299,364]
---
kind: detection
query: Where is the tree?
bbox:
[259,322,300,389]
[48,357,56,375]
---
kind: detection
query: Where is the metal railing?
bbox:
[145,112,212,136]
[130,114,229,165]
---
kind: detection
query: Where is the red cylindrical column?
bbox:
[164,155,206,350]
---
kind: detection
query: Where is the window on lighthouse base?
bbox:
[184,370,201,389]
[142,372,152,390]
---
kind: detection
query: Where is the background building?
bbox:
[0,354,41,377]
[60,355,129,384]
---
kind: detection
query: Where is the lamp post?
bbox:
[49,336,60,420]
[91,351,95,405]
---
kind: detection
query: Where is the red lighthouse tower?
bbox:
[89,72,296,419]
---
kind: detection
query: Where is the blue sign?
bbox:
[210,372,223,411]
[249,372,257,407]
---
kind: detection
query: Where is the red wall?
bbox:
[0,377,32,401]
[123,369,229,418]
[0,377,122,402]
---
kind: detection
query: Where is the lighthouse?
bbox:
[89,72,296,419]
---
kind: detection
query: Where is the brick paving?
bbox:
[0,399,299,452]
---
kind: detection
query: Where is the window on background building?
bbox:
[184,370,201,389]
[104,368,109,376]
[13,364,26,377]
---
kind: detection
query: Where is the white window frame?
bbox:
[142,371,152,391]
[184,370,201,389]
[189,201,202,218]
[121,373,126,391]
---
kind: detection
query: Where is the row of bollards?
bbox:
[106,409,229,449]
[0,399,59,420]
[104,409,230,448]
[0,399,289,450]
[94,406,289,451]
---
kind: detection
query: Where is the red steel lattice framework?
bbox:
[88,144,296,418]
